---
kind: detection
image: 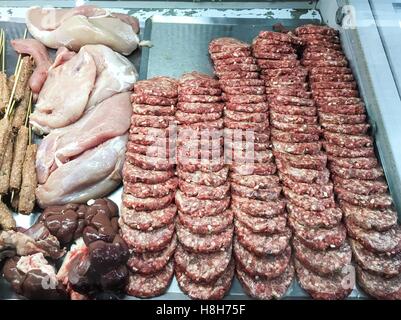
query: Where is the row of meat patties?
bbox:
[174,72,234,300]
[296,24,401,300]
[209,37,295,299]
[252,28,355,300]
[119,77,178,298]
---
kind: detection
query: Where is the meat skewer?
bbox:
[18,143,37,214]
[0,29,9,115]
[12,89,30,130]
[13,56,33,101]
[0,200,15,230]
[9,125,28,191]
[0,138,14,195]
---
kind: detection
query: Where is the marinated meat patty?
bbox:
[231,195,286,218]
[229,173,280,189]
[273,151,327,171]
[122,192,174,212]
[133,77,178,98]
[332,176,388,196]
[234,209,287,234]
[176,222,233,253]
[280,173,334,199]
[287,203,342,229]
[283,188,335,212]
[124,178,177,199]
[127,235,177,274]
[178,180,229,200]
[174,244,232,283]
[123,162,174,184]
[231,182,281,202]
[177,166,229,187]
[293,237,352,276]
[335,186,392,210]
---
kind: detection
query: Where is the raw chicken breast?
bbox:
[35,134,128,208]
[36,92,132,184]
[30,49,97,135]
[26,6,140,55]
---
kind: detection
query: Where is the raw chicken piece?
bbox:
[82,45,138,108]
[26,5,140,55]
[36,92,132,184]
[52,47,77,68]
[36,134,128,207]
[30,48,97,135]
[11,38,52,94]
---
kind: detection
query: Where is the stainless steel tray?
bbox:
[0,15,371,300]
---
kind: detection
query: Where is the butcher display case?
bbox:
[0,0,400,300]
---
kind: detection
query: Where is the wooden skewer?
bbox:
[2,29,5,73]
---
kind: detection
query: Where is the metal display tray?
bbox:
[0,15,372,300]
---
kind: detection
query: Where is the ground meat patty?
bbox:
[175,244,232,283]
[129,133,169,146]
[321,123,370,135]
[236,260,294,300]
[122,192,174,212]
[332,176,388,195]
[272,141,322,155]
[177,102,224,114]
[178,180,229,200]
[178,209,233,235]
[234,209,287,234]
[346,220,401,255]
[231,182,281,202]
[175,190,230,217]
[176,258,234,300]
[131,114,175,129]
[224,118,269,133]
[231,195,286,218]
[340,201,397,232]
[126,152,173,171]
[131,93,177,107]
[177,166,228,187]
[294,259,353,300]
[179,86,222,96]
[253,51,298,60]
[179,94,222,104]
[328,156,378,170]
[124,178,177,199]
[270,111,317,125]
[211,50,252,60]
[224,128,271,143]
[235,220,291,256]
[273,151,327,171]
[123,163,174,184]
[119,219,175,253]
[319,103,364,115]
[284,188,335,211]
[261,67,307,78]
[175,110,221,124]
[134,77,178,98]
[324,132,372,148]
[267,88,311,99]
[209,37,250,53]
[310,73,354,83]
[176,222,233,253]
[177,158,225,173]
[271,128,319,143]
[271,121,322,135]
[287,203,342,229]
[315,96,362,106]
[127,235,177,274]
[234,238,291,278]
[126,259,174,298]
[275,159,330,185]
[215,71,259,79]
[257,58,300,69]
[230,162,277,176]
[351,239,401,278]
[323,143,374,158]
[329,164,383,181]
[289,216,346,251]
[319,112,366,125]
[214,56,256,66]
[218,78,265,87]
[280,174,333,199]
[270,104,316,117]
[230,172,280,189]
[121,204,177,231]
[309,67,352,76]
[179,71,220,88]
[222,85,265,95]
[335,187,392,210]
[132,104,176,116]
[214,63,259,72]
[293,237,352,276]
[296,24,339,36]
[270,95,314,107]
[224,110,268,123]
[356,266,401,300]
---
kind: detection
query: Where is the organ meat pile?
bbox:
[120,77,178,298]
[174,72,234,300]
[209,38,294,299]
[252,30,353,299]
[295,24,401,299]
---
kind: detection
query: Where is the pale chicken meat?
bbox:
[36,92,132,184]
[26,5,140,55]
[30,48,97,135]
[36,134,128,207]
